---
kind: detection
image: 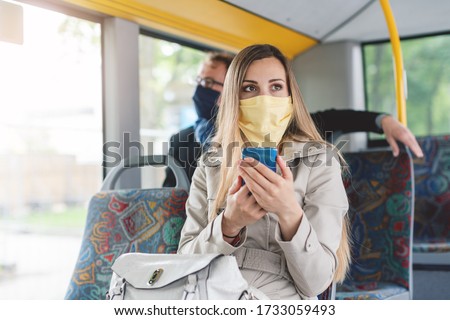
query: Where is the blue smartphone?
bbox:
[242,147,277,172]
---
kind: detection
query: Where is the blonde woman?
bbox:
[178,44,350,299]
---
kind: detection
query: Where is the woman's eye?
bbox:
[271,84,283,91]
[243,85,256,92]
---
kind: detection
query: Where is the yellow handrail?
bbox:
[380,0,407,125]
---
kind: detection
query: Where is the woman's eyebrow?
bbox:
[243,78,285,83]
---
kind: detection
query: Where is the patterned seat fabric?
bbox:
[413,135,450,253]
[336,149,414,300]
[336,282,408,300]
[65,188,188,300]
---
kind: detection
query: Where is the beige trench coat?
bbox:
[177,141,349,299]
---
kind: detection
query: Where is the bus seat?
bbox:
[336,147,414,300]
[64,155,189,300]
[413,135,450,266]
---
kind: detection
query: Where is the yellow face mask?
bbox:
[238,95,293,147]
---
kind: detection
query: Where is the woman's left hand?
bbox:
[239,155,303,239]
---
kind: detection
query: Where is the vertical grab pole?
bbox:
[379,0,407,125]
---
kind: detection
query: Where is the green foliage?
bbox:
[364,34,450,136]
[24,206,87,228]
[139,37,206,130]
[1,206,87,229]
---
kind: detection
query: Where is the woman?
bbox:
[177,44,350,299]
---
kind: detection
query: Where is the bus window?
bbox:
[364,34,450,138]
[0,2,102,299]
[138,35,206,188]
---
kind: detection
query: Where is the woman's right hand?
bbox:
[221,175,267,237]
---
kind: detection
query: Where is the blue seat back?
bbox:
[413,135,450,253]
[338,148,414,298]
[65,188,188,299]
[65,155,190,299]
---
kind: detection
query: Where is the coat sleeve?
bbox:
[177,161,246,255]
[275,151,349,297]
[311,109,383,137]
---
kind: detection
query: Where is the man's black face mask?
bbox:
[192,85,220,120]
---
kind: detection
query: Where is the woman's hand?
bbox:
[222,176,267,238]
[238,155,303,240]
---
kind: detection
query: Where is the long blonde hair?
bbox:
[210,44,350,283]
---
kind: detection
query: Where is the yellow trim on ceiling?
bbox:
[62,0,317,58]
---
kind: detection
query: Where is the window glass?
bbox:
[0,2,102,298]
[364,34,450,137]
[139,35,206,188]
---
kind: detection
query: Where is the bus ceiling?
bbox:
[58,0,450,59]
